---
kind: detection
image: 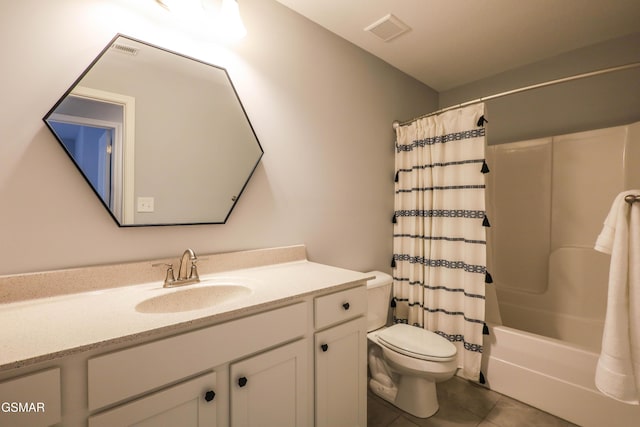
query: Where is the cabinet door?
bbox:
[230,339,308,427]
[315,317,367,427]
[88,371,217,427]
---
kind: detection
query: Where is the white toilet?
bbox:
[365,271,458,418]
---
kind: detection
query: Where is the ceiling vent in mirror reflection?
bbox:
[43,34,264,227]
[110,42,139,56]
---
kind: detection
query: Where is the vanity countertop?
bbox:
[0,249,372,372]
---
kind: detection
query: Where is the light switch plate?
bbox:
[137,197,154,212]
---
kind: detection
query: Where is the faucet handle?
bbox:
[187,257,209,280]
[152,262,176,286]
[189,258,201,280]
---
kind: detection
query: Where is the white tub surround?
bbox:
[486,122,640,351]
[0,245,372,426]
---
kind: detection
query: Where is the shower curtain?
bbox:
[392,103,488,381]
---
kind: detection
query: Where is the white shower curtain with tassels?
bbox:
[392,103,488,381]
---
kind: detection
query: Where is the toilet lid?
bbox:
[377,324,457,362]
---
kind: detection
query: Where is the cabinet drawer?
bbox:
[88,302,307,411]
[315,285,366,329]
[0,368,61,427]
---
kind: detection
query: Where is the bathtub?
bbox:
[481,324,640,427]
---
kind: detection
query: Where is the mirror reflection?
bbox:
[44,34,263,226]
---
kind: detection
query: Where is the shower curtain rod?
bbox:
[393,61,640,129]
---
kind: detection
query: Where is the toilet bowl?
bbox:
[365,271,458,418]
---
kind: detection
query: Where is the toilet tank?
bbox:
[365,271,393,332]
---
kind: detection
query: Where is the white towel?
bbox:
[594,190,640,405]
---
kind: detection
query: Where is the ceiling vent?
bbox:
[110,43,139,56]
[364,14,411,42]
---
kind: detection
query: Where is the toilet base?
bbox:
[370,374,439,418]
[369,377,397,403]
[395,375,439,418]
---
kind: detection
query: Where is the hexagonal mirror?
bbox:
[43,34,263,226]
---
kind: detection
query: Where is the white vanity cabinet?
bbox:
[314,286,368,427]
[87,302,308,427]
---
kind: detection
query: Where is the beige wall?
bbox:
[0,0,437,275]
[440,33,640,145]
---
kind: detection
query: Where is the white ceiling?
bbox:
[275,0,640,91]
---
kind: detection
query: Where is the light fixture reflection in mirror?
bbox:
[219,0,247,39]
[43,34,263,226]
[155,0,247,41]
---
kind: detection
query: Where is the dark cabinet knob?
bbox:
[238,376,248,387]
[321,343,329,352]
[204,390,216,402]
[342,302,350,310]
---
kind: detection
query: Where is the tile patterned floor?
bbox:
[367,376,580,427]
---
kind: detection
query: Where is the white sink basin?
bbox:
[135,283,252,314]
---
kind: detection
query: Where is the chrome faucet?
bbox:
[154,249,201,288]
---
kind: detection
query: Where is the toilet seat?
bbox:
[377,324,456,362]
